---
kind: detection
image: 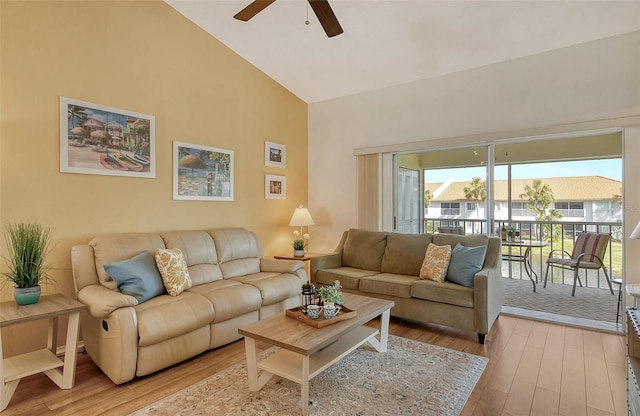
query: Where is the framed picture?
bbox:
[173,141,234,201]
[265,141,286,168]
[265,174,286,199]
[60,97,155,178]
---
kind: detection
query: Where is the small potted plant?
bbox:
[292,230,310,257]
[2,221,53,305]
[317,280,344,306]
[293,238,305,257]
[506,226,517,241]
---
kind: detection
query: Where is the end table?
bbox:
[274,253,321,262]
[0,294,85,412]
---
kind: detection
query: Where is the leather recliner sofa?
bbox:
[71,227,305,384]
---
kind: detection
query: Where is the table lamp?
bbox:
[289,205,315,236]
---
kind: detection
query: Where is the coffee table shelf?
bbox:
[258,326,378,383]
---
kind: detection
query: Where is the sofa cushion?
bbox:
[103,251,165,303]
[419,243,452,283]
[160,230,222,285]
[446,243,487,288]
[359,273,418,298]
[188,280,262,323]
[155,248,193,296]
[342,229,387,271]
[316,267,379,290]
[90,232,166,291]
[381,233,432,275]
[208,228,262,276]
[232,272,302,305]
[411,279,474,308]
[135,291,214,347]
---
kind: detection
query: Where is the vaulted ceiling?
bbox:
[166,1,640,103]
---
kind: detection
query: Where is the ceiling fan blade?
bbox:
[308,0,343,37]
[234,0,276,21]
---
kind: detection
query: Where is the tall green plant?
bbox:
[519,179,563,241]
[463,177,486,219]
[2,222,52,288]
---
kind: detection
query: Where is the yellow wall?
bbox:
[0,1,308,355]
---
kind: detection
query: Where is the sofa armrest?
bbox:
[260,258,305,274]
[260,258,307,285]
[472,264,503,335]
[310,253,342,284]
[77,285,138,319]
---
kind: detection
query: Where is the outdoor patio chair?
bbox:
[543,232,614,296]
[438,227,464,235]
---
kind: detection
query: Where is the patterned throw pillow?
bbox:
[154,248,192,296]
[419,243,452,283]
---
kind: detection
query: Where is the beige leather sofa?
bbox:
[310,229,502,343]
[71,227,305,384]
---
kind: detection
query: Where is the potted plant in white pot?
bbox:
[292,230,310,257]
[317,280,344,307]
[2,221,53,305]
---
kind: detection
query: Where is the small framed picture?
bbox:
[173,141,234,201]
[265,174,286,199]
[265,141,286,168]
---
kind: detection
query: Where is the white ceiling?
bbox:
[166,0,640,103]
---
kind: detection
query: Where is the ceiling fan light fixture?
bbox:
[234,0,343,37]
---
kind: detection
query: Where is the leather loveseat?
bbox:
[71,227,305,384]
[310,229,502,343]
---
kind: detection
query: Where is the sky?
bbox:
[424,159,622,184]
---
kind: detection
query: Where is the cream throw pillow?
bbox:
[154,248,192,296]
[419,243,452,283]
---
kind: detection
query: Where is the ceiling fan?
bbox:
[234,0,343,38]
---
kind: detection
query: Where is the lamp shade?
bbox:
[631,221,640,239]
[289,205,315,227]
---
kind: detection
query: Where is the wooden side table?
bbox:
[0,294,85,412]
[274,252,324,262]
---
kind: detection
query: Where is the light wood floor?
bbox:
[2,314,627,416]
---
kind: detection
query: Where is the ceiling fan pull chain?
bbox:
[305,2,310,25]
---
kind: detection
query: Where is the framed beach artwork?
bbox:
[265,141,286,168]
[173,141,234,201]
[265,174,286,199]
[60,97,155,178]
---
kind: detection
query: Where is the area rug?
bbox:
[130,335,488,416]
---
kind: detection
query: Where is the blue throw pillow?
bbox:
[104,251,166,303]
[445,243,487,288]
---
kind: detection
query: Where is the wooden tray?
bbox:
[285,305,357,328]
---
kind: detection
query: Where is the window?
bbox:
[441,202,460,216]
[556,202,584,217]
[594,201,609,213]
[466,202,476,212]
[511,202,527,217]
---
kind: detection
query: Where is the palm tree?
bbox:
[424,189,433,209]
[68,105,87,129]
[519,179,563,241]
[463,177,486,219]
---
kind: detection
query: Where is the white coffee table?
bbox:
[238,293,394,416]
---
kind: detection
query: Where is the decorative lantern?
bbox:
[301,281,316,314]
